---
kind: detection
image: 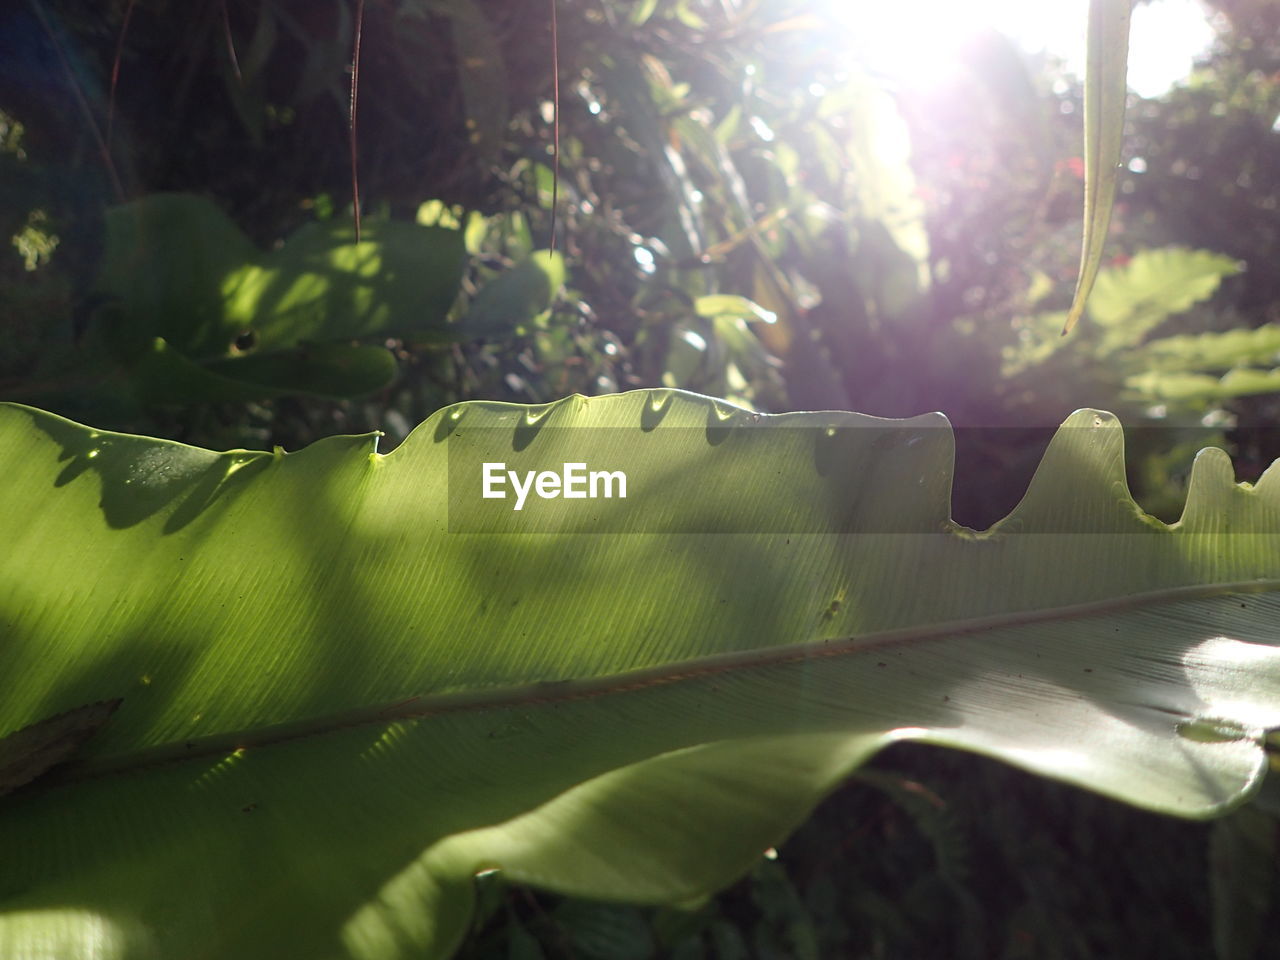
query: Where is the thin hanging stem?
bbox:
[219,0,243,84]
[349,0,365,242]
[549,0,559,256]
[106,0,136,150]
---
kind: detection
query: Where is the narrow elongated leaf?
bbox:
[1063,0,1132,335]
[1210,803,1277,960]
[443,0,509,169]
[1,390,1279,959]
[694,295,777,325]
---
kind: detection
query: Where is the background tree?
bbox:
[3,0,1280,956]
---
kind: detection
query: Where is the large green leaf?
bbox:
[2,390,1279,959]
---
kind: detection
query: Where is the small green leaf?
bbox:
[202,343,398,400]
[459,251,566,339]
[131,338,397,405]
[1139,323,1280,373]
[629,0,660,26]
[505,917,546,960]
[554,901,654,960]
[694,295,777,325]
[76,195,468,407]
[1088,247,1242,353]
[92,195,258,359]
[1125,368,1280,404]
[224,220,467,349]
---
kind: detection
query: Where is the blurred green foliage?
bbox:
[2,0,1280,957]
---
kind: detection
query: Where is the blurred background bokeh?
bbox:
[3,0,1280,956]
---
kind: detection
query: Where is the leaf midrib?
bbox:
[45,578,1280,788]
